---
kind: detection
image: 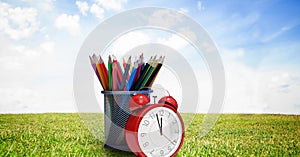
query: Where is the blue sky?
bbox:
[0,0,299,114]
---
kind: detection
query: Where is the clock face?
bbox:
[137,106,183,156]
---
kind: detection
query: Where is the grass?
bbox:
[0,113,299,156]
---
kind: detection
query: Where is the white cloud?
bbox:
[0,2,39,40]
[148,9,184,28]
[76,1,89,16]
[18,0,55,11]
[0,37,76,114]
[90,4,104,19]
[254,70,300,114]
[262,24,298,43]
[55,14,80,36]
[219,48,300,114]
[96,0,127,11]
[0,39,55,70]
[197,1,204,10]
[222,48,245,59]
[40,41,55,54]
[222,58,258,113]
[109,31,151,53]
[157,34,189,50]
[41,0,55,11]
[179,8,188,14]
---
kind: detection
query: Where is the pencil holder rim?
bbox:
[101,90,153,95]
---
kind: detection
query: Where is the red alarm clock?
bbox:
[125,94,184,157]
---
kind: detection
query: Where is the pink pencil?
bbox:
[112,62,118,90]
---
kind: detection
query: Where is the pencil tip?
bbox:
[161,56,165,63]
[89,55,93,63]
[128,56,131,63]
[112,54,116,59]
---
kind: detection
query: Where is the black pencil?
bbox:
[144,56,164,88]
[130,56,153,90]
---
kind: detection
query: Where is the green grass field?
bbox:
[0,114,299,156]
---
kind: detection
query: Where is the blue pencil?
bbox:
[126,61,138,91]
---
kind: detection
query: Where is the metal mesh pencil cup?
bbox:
[101,90,152,151]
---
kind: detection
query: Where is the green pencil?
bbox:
[139,64,155,90]
[108,55,113,91]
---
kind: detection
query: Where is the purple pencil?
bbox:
[89,55,102,84]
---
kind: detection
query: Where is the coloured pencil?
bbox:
[130,57,153,90]
[112,55,123,89]
[89,55,101,83]
[122,57,126,70]
[126,61,138,91]
[108,55,113,90]
[120,56,131,90]
[92,54,107,90]
[139,63,155,89]
[133,55,143,84]
[99,56,109,90]
[145,56,164,87]
[112,62,118,91]
[90,54,164,91]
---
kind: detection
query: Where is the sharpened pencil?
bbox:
[120,56,131,90]
[89,55,101,84]
[145,56,164,87]
[130,56,153,90]
[126,61,138,91]
[108,55,113,90]
[99,56,109,90]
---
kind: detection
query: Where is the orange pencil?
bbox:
[92,54,105,89]
[99,56,109,90]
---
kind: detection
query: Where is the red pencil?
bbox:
[99,56,109,90]
[133,57,142,84]
[112,55,123,89]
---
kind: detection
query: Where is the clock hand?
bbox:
[156,114,162,135]
[160,117,163,135]
[162,134,176,146]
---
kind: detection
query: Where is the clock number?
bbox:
[160,150,164,156]
[168,146,171,151]
[143,142,149,147]
[150,149,154,154]
[175,129,179,134]
[172,139,177,145]
[140,133,147,137]
[159,110,164,116]
[168,112,171,118]
[143,120,149,127]
[172,120,177,124]
[149,113,155,119]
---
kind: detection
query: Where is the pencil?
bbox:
[99,56,109,90]
[112,55,123,89]
[146,56,164,87]
[112,62,118,91]
[120,56,131,90]
[140,53,144,71]
[130,56,152,90]
[107,55,114,119]
[126,61,138,91]
[122,57,126,70]
[93,54,106,90]
[89,55,101,83]
[139,63,155,89]
[133,56,142,84]
[108,55,113,90]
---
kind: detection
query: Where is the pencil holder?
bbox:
[101,90,152,151]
